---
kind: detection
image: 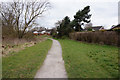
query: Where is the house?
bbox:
[33,31,39,35]
[91,26,104,31]
[39,31,46,35]
[84,26,104,31]
[110,24,120,30]
[46,29,52,35]
[31,27,46,32]
[32,27,53,35]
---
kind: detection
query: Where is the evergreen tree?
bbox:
[56,16,71,38]
[73,6,91,31]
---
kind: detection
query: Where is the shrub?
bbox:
[2,27,36,46]
[113,28,120,33]
[69,31,119,46]
[2,27,17,39]
[61,36,69,39]
[23,32,36,41]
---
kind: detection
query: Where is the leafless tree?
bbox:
[1,0,51,39]
[1,3,16,28]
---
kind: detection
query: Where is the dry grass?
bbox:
[2,36,48,56]
[2,26,41,55]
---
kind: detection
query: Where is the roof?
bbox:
[40,31,46,34]
[111,24,120,29]
[108,24,120,31]
[33,31,38,33]
[46,29,52,32]
[92,26,103,31]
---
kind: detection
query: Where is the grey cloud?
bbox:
[40,1,118,29]
[1,0,118,29]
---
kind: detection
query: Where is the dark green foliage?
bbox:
[88,28,92,31]
[72,6,91,31]
[50,28,57,37]
[56,16,71,38]
[55,6,91,38]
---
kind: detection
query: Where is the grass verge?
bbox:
[59,39,118,78]
[2,39,52,78]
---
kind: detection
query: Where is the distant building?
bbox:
[110,24,120,30]
[84,26,104,31]
[31,27,46,32]
[33,31,39,35]
[92,26,104,31]
[32,27,52,35]
[40,31,46,34]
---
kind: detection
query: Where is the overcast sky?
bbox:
[38,0,119,29]
[1,0,119,29]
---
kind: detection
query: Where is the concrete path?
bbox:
[34,39,67,78]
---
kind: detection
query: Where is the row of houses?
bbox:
[84,24,120,31]
[33,29,51,35]
[31,27,56,35]
[32,24,120,35]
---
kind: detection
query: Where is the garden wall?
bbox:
[69,31,119,46]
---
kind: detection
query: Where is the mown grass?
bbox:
[59,39,119,78]
[2,39,52,78]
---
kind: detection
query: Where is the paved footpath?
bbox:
[35,39,67,78]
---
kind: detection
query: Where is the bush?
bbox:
[2,27,17,39]
[2,27,36,46]
[69,31,119,46]
[61,36,69,39]
[23,32,36,41]
[2,26,36,40]
[113,28,120,33]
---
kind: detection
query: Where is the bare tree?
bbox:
[1,0,51,39]
[1,2,16,28]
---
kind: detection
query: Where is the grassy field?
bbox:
[2,39,52,78]
[59,39,119,78]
